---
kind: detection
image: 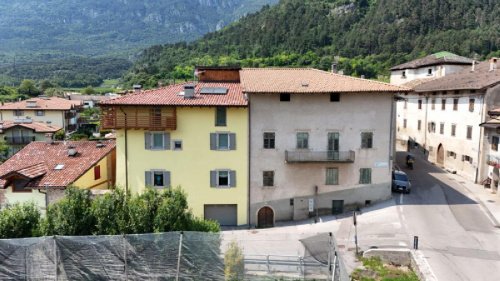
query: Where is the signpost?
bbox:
[353,211,358,255]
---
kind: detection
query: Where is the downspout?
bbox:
[476,93,486,183]
[424,95,429,150]
[119,107,129,193]
[389,94,396,171]
[246,93,251,228]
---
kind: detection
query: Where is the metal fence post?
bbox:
[266,255,270,273]
[327,233,332,280]
[175,232,183,281]
[123,235,128,281]
[53,236,57,281]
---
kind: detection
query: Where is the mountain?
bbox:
[0,0,278,87]
[124,0,500,88]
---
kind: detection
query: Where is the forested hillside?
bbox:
[124,0,500,87]
[0,0,277,87]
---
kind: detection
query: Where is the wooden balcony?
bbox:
[285,150,355,163]
[100,106,177,130]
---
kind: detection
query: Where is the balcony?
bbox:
[100,106,177,130]
[4,136,35,145]
[285,150,355,163]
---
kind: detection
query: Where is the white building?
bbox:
[241,68,408,227]
[396,58,500,183]
[480,108,500,194]
[390,51,473,86]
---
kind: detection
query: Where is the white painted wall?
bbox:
[390,64,470,86]
[249,93,395,223]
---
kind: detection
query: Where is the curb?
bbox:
[455,179,500,228]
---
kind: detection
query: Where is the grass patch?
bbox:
[351,257,419,281]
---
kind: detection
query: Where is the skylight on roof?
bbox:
[54,164,64,170]
[200,87,228,95]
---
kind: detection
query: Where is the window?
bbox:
[173,140,182,150]
[451,124,456,136]
[441,99,446,110]
[361,132,373,148]
[145,170,171,188]
[466,126,472,140]
[296,132,309,149]
[326,168,339,185]
[418,99,422,109]
[462,155,473,164]
[431,98,435,110]
[94,165,101,180]
[492,136,499,151]
[427,68,432,75]
[402,71,406,78]
[453,98,459,111]
[469,99,475,112]
[210,170,236,188]
[215,107,226,126]
[263,171,274,186]
[263,132,275,149]
[403,119,407,128]
[145,132,170,150]
[13,110,23,116]
[210,133,236,150]
[418,120,422,131]
[330,93,340,102]
[428,122,436,133]
[359,168,372,184]
[280,93,290,102]
[35,110,45,116]
[440,123,444,134]
[447,151,457,158]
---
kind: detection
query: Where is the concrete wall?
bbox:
[390,64,470,86]
[115,106,249,225]
[249,93,394,224]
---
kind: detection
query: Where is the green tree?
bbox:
[18,79,41,97]
[0,140,9,162]
[0,203,41,239]
[82,86,97,95]
[224,241,245,281]
[154,188,192,232]
[91,189,130,235]
[39,80,54,92]
[41,187,95,236]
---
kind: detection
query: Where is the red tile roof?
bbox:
[0,140,115,189]
[100,82,247,107]
[0,97,82,111]
[0,120,61,133]
[240,68,409,93]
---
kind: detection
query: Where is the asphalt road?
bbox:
[395,151,500,281]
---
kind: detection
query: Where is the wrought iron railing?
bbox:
[285,150,355,163]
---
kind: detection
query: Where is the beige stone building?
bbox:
[240,68,408,227]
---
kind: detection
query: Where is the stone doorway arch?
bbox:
[437,143,445,165]
[257,206,274,228]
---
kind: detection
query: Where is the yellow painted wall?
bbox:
[1,110,65,128]
[73,154,113,190]
[115,106,249,225]
[3,187,46,211]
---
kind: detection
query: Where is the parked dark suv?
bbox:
[392,170,411,194]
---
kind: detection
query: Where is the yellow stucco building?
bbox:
[101,67,248,226]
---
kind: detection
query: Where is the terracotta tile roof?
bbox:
[391,51,473,70]
[240,68,409,93]
[400,77,439,89]
[414,61,500,92]
[0,140,115,189]
[0,120,61,133]
[100,82,246,106]
[0,97,82,111]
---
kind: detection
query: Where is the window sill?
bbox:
[212,186,235,189]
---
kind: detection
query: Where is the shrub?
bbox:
[188,217,220,232]
[0,203,41,239]
[91,189,130,235]
[154,188,191,232]
[224,241,245,281]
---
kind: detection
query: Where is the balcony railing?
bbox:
[101,106,177,130]
[285,150,355,163]
[4,136,35,145]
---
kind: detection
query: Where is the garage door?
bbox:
[204,204,237,226]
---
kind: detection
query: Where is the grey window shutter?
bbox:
[145,132,152,150]
[164,133,171,150]
[230,170,236,187]
[164,171,171,187]
[229,133,236,150]
[210,170,217,187]
[210,133,217,150]
[145,171,152,186]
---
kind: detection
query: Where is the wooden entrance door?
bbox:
[257,207,274,228]
[437,144,444,165]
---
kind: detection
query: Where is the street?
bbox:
[392,151,500,280]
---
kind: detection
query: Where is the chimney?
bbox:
[183,83,195,99]
[361,75,366,79]
[133,85,142,94]
[67,145,77,157]
[331,63,338,74]
[490,58,498,71]
[471,61,475,72]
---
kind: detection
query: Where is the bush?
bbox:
[91,189,130,235]
[224,241,245,281]
[188,217,220,232]
[54,130,65,140]
[41,187,95,236]
[0,203,41,239]
[154,188,191,232]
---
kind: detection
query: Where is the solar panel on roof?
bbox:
[200,87,228,95]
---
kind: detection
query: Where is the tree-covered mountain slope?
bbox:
[124,0,500,87]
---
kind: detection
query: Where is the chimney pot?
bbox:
[183,83,195,99]
[133,85,142,93]
[490,58,498,71]
[331,63,338,74]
